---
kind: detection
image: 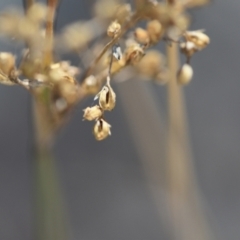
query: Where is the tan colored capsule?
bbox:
[136,50,164,78]
[177,64,193,85]
[97,81,116,111]
[0,52,16,76]
[83,105,103,121]
[124,44,145,65]
[180,41,197,58]
[26,3,47,23]
[184,30,210,50]
[147,20,164,43]
[107,21,121,38]
[134,28,150,46]
[93,118,111,141]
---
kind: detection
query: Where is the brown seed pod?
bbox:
[136,50,164,78]
[82,75,101,95]
[96,80,116,111]
[147,20,164,43]
[177,64,193,85]
[134,28,150,46]
[83,105,103,121]
[0,52,16,76]
[93,118,111,141]
[107,21,121,38]
[180,41,197,58]
[183,30,210,50]
[124,43,145,65]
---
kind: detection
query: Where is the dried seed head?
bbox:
[147,20,164,43]
[184,30,210,50]
[26,3,47,23]
[97,82,116,111]
[177,64,193,85]
[93,118,111,141]
[180,41,197,58]
[82,75,100,95]
[136,50,164,78]
[0,72,15,85]
[48,62,78,83]
[58,81,78,102]
[115,3,132,24]
[83,105,103,121]
[94,0,119,20]
[59,61,80,77]
[17,17,38,40]
[107,21,121,38]
[61,22,93,51]
[125,43,145,65]
[0,52,16,75]
[134,28,150,47]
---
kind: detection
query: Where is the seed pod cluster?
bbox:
[0,0,210,142]
[134,20,164,48]
[83,77,116,141]
[180,30,210,60]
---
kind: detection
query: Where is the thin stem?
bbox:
[43,0,58,67]
[81,13,140,82]
[82,37,118,81]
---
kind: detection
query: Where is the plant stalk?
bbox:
[166,42,213,240]
[33,95,68,240]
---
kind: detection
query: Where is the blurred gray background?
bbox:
[0,0,239,240]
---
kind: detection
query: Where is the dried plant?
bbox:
[0,0,211,240]
[0,0,209,141]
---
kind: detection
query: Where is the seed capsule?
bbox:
[134,28,150,47]
[136,50,164,78]
[180,41,196,58]
[82,75,100,95]
[83,105,103,121]
[96,81,116,111]
[184,30,210,50]
[107,21,121,38]
[177,64,193,85]
[0,52,15,76]
[124,43,145,65]
[93,118,111,141]
[147,20,164,43]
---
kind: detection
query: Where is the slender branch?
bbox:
[81,13,140,81]
[82,37,118,81]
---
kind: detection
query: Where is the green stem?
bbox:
[33,95,68,240]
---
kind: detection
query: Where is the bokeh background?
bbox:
[0,0,239,240]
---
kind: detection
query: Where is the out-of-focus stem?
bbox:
[33,96,68,240]
[43,0,58,67]
[166,42,213,240]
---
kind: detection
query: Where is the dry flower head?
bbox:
[0,0,210,140]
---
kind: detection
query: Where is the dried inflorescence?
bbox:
[83,76,115,140]
[0,0,210,141]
